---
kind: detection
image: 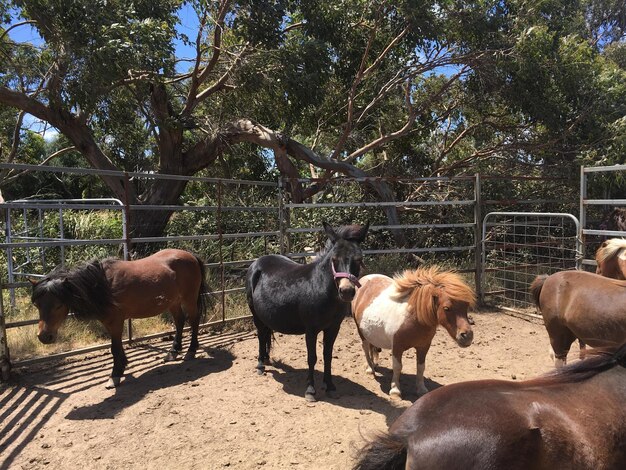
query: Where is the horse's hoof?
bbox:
[416,386,429,396]
[305,393,316,403]
[365,366,375,375]
[183,352,196,361]
[389,387,401,398]
[262,358,272,366]
[164,352,178,362]
[325,389,338,399]
[106,377,120,389]
[256,367,265,376]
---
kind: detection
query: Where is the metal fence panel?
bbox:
[481,212,581,318]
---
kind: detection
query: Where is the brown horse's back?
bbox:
[386,367,626,470]
[535,270,626,348]
[107,249,203,320]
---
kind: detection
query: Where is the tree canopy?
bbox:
[0,0,624,237]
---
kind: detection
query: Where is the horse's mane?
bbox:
[391,266,476,326]
[596,238,626,263]
[531,343,626,386]
[32,258,117,319]
[318,224,367,257]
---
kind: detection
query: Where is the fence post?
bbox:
[217,180,226,323]
[278,178,291,256]
[578,166,586,270]
[474,173,483,305]
[123,173,133,343]
[0,289,10,381]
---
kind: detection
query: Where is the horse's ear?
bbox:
[27,277,38,286]
[355,221,370,244]
[323,221,339,243]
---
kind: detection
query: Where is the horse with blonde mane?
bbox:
[595,238,626,280]
[351,266,476,398]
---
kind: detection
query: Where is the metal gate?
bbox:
[481,212,581,318]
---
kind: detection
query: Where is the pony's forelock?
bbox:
[596,238,626,263]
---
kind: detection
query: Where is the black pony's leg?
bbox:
[322,321,341,395]
[166,309,185,362]
[106,326,127,389]
[305,331,318,401]
[255,322,272,375]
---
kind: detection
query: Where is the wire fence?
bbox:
[481,212,581,317]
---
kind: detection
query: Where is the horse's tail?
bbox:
[194,254,211,320]
[529,274,548,309]
[245,262,274,355]
[353,432,407,470]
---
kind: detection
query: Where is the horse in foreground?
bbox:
[31,249,208,388]
[530,270,626,367]
[246,221,368,401]
[354,343,626,470]
[595,238,626,279]
[351,267,475,398]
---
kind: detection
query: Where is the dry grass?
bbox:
[5,291,252,362]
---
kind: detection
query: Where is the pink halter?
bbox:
[331,262,361,288]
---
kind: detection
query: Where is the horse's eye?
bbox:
[443,306,450,311]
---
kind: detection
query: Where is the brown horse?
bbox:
[353,344,626,470]
[351,267,476,398]
[595,238,626,279]
[31,249,209,388]
[530,270,626,367]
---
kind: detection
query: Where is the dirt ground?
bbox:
[1,309,580,470]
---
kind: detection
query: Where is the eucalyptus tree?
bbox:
[0,0,623,240]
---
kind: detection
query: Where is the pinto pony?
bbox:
[530,270,626,367]
[595,238,626,279]
[31,249,209,388]
[246,221,368,401]
[351,267,476,398]
[353,343,626,470]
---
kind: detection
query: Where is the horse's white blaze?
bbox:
[359,286,410,350]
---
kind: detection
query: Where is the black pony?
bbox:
[245,221,369,401]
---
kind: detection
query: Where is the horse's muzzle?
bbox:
[338,280,356,302]
[37,331,57,344]
[456,330,473,348]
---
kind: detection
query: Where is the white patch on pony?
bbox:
[359,285,411,350]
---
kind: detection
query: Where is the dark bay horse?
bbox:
[31,249,208,388]
[246,221,369,401]
[354,344,626,470]
[530,270,626,367]
[595,238,626,279]
[351,267,475,398]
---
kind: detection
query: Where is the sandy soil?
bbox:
[1,310,579,470]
